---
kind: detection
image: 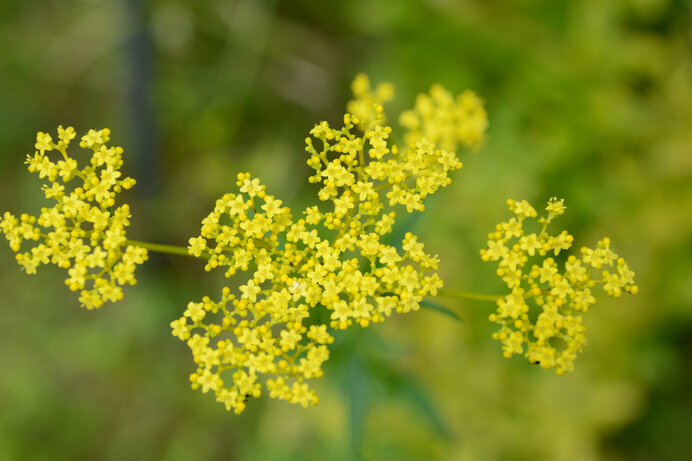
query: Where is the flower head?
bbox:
[173,74,484,413]
[347,73,395,124]
[481,198,638,374]
[399,84,488,152]
[1,127,147,309]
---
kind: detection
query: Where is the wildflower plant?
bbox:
[0,74,637,414]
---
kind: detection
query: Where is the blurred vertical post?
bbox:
[125,0,159,199]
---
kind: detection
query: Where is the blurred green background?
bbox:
[1,0,692,459]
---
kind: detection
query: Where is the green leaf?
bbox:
[420,299,462,322]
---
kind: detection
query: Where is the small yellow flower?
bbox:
[546,197,566,216]
[35,132,54,152]
[57,125,76,145]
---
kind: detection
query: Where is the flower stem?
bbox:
[126,239,194,258]
[436,289,502,302]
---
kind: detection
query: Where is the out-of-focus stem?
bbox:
[126,239,194,257]
[436,289,502,302]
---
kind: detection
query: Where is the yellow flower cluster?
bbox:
[346,73,395,124]
[172,75,482,413]
[0,127,148,309]
[480,198,638,374]
[399,84,488,152]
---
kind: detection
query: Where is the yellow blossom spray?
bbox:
[0,74,637,414]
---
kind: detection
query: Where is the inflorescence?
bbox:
[481,198,638,374]
[399,83,487,152]
[0,127,147,309]
[172,76,485,413]
[0,74,638,414]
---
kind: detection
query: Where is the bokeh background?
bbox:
[2,0,692,459]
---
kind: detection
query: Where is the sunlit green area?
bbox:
[1,0,691,459]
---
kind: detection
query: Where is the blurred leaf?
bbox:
[347,351,368,460]
[367,351,450,439]
[420,299,462,322]
[390,373,450,439]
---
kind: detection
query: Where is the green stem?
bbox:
[126,239,194,258]
[436,289,502,302]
